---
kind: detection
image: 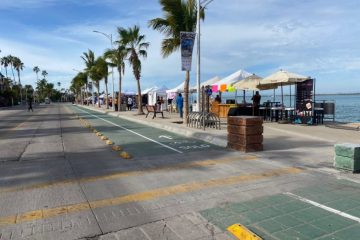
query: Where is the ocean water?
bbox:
[212,93,360,123]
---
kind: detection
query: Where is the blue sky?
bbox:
[1,0,360,94]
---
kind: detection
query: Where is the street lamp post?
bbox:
[196,0,213,112]
[93,30,115,111]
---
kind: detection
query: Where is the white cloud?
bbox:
[1,0,360,94]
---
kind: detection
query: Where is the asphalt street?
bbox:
[0,103,359,240]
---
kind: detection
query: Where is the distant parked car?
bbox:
[45,97,50,104]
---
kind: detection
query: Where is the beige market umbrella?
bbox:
[258,70,310,106]
[233,73,276,90]
[233,74,276,103]
[259,70,310,87]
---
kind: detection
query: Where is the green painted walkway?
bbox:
[71,106,222,158]
[200,179,360,240]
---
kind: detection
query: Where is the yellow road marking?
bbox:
[0,167,303,226]
[227,224,263,240]
[0,155,256,194]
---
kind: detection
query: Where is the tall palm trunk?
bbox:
[118,67,122,112]
[10,64,16,83]
[96,83,100,108]
[183,70,190,124]
[85,83,89,105]
[17,70,23,102]
[105,77,109,109]
[4,67,8,78]
[136,77,143,114]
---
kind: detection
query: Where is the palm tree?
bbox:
[104,37,126,112]
[81,50,95,105]
[71,72,87,104]
[89,57,108,108]
[41,70,48,80]
[13,57,24,102]
[33,66,40,80]
[118,25,149,114]
[7,55,16,82]
[13,57,24,85]
[36,78,48,101]
[149,0,204,122]
[1,56,10,78]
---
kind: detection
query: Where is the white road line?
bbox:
[285,192,360,223]
[76,107,183,154]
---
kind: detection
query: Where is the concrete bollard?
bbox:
[334,143,360,173]
[227,116,263,152]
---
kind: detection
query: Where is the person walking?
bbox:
[127,96,133,111]
[27,97,33,112]
[176,93,183,118]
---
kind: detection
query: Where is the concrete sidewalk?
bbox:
[78,104,359,146]
[78,104,360,180]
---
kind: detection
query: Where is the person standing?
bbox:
[156,96,161,111]
[251,91,261,116]
[27,97,33,112]
[176,93,183,118]
[127,96,133,111]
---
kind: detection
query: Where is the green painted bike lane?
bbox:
[71,106,223,158]
[200,179,360,240]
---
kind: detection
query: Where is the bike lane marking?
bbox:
[76,107,183,154]
[285,192,360,223]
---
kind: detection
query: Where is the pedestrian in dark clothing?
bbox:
[28,98,33,112]
[251,91,261,116]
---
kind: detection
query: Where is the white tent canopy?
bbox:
[123,90,136,96]
[190,76,221,91]
[147,86,168,106]
[166,82,184,99]
[141,87,157,95]
[215,69,252,87]
[166,82,184,94]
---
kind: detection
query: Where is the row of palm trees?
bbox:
[72,0,204,120]
[0,52,26,105]
[72,25,149,114]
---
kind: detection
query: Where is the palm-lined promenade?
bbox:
[1,0,360,240]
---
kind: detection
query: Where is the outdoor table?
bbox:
[314,107,324,124]
[270,106,284,122]
[259,106,270,121]
[284,107,295,121]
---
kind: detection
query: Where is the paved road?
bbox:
[0,104,359,240]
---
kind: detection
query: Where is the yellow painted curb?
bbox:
[119,151,132,159]
[100,136,108,140]
[106,140,114,145]
[227,224,262,240]
[96,132,102,136]
[112,145,123,151]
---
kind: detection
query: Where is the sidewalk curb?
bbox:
[76,105,227,148]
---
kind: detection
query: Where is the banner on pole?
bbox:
[180,31,196,71]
